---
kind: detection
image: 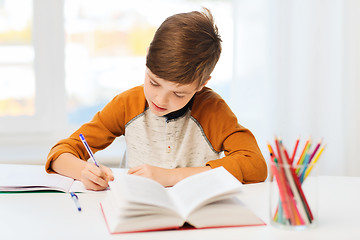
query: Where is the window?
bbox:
[0,0,65,136]
[0,0,233,164]
[0,0,34,118]
[0,0,35,126]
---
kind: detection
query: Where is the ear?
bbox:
[196,76,211,92]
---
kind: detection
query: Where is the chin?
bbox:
[150,107,167,117]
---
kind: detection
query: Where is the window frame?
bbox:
[0,0,66,136]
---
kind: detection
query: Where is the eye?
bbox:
[174,92,185,98]
[150,80,159,87]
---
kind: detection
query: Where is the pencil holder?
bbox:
[269,161,318,230]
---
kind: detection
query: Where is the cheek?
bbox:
[171,96,191,110]
[143,82,153,100]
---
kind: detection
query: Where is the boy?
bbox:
[46,8,267,191]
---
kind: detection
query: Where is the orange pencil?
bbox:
[296,138,311,165]
[267,142,275,155]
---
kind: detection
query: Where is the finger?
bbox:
[130,168,146,177]
[82,177,107,191]
[82,170,109,188]
[106,172,114,181]
[88,164,114,184]
[85,162,103,176]
[128,166,142,174]
[88,163,112,181]
[103,167,114,181]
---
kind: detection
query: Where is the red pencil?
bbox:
[274,138,297,225]
[270,156,292,224]
[291,137,300,165]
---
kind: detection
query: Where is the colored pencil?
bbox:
[290,137,300,165]
[304,144,325,179]
[308,139,322,164]
[296,138,311,166]
[296,139,312,174]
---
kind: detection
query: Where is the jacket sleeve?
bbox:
[205,127,268,184]
[45,86,145,173]
[192,88,268,183]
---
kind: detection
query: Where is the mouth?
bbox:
[152,102,167,112]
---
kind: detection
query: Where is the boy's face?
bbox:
[144,68,205,117]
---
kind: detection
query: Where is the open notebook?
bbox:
[0,164,127,193]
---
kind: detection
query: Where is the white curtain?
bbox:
[231,0,360,176]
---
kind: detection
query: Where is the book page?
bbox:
[101,193,184,233]
[186,197,264,228]
[68,180,91,192]
[109,174,177,212]
[168,167,242,218]
[0,164,74,192]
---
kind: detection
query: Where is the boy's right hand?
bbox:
[80,162,114,191]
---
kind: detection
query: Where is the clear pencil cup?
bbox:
[269,161,318,230]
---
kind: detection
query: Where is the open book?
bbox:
[0,164,127,193]
[100,167,265,234]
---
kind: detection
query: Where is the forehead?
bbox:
[146,68,198,92]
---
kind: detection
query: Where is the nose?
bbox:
[155,91,169,107]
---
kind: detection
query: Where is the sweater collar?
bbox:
[164,96,194,122]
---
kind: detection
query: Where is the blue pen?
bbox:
[70,192,82,212]
[79,134,99,167]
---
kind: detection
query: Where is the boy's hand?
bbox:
[128,164,212,187]
[80,162,114,191]
[128,164,173,187]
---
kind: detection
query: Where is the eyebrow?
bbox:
[172,86,192,95]
[174,90,191,95]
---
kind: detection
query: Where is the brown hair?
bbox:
[146,8,222,88]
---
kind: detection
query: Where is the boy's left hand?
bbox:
[128,164,174,187]
[128,164,212,187]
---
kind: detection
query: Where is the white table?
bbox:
[1,176,359,240]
